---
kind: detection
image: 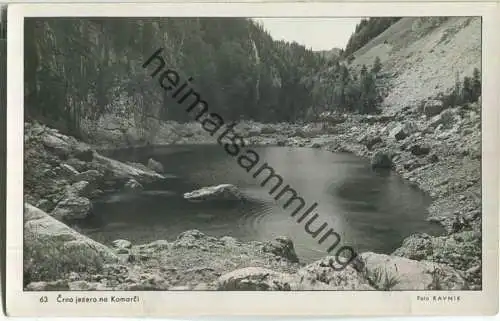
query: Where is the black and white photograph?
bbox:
[5,1,499,317]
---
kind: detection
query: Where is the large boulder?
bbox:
[423,99,445,117]
[41,132,94,161]
[183,184,243,201]
[217,267,294,291]
[365,136,383,150]
[428,109,456,129]
[66,181,92,197]
[262,236,299,263]
[360,252,468,290]
[24,203,118,284]
[409,144,431,156]
[217,259,376,291]
[73,169,101,184]
[112,239,132,250]
[147,158,164,174]
[370,151,394,169]
[393,231,481,272]
[296,256,374,290]
[25,280,70,291]
[51,196,92,221]
[392,233,434,260]
[42,134,72,159]
[389,122,416,141]
[93,153,164,184]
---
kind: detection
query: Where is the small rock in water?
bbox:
[183,184,243,201]
[147,158,164,174]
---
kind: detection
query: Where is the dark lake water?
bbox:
[77,144,443,263]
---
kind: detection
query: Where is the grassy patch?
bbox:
[366,266,400,291]
[24,232,109,285]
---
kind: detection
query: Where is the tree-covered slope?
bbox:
[24,18,329,137]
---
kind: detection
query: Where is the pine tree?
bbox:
[472,68,481,102]
[371,56,382,74]
[462,76,473,104]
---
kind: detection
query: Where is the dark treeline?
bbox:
[24,18,385,138]
[441,68,482,109]
[0,6,6,39]
[310,57,383,116]
[343,17,401,58]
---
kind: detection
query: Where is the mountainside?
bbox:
[348,17,481,113]
[24,17,329,141]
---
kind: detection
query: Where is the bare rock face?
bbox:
[24,203,118,285]
[360,252,468,290]
[183,184,243,201]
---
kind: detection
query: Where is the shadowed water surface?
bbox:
[77,145,443,263]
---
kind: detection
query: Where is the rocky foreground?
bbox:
[23,97,481,291]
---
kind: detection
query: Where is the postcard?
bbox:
[4,1,499,317]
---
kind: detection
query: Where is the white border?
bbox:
[6,2,500,317]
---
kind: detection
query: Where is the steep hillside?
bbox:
[349,17,481,112]
[24,17,329,143]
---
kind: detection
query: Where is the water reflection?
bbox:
[82,145,443,262]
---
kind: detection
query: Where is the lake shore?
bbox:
[23,98,481,290]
